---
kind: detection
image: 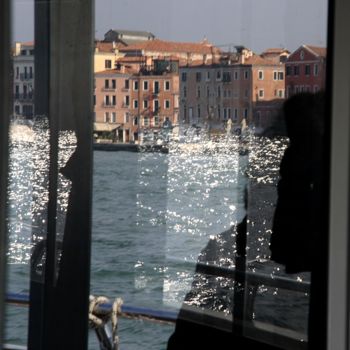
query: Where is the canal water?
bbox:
[5,123,309,349]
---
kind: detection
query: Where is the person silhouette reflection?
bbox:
[270,91,327,349]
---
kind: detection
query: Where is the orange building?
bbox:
[94,60,179,143]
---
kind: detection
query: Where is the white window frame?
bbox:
[164,80,170,91]
[133,80,139,91]
[164,99,170,109]
[258,70,264,80]
[143,80,149,91]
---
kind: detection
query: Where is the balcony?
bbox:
[14,93,34,102]
[102,87,116,92]
[19,73,33,81]
[102,103,116,108]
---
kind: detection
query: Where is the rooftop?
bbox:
[120,39,221,55]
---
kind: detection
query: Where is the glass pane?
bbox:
[91,1,329,349]
[6,1,34,345]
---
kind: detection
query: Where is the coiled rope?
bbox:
[89,295,123,350]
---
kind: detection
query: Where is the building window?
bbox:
[104,112,109,122]
[104,79,109,89]
[165,100,170,109]
[234,108,238,121]
[181,72,187,82]
[144,116,149,126]
[197,86,201,98]
[111,112,116,123]
[217,86,221,98]
[244,108,248,119]
[143,80,149,91]
[112,95,116,106]
[143,100,148,109]
[124,79,129,89]
[154,116,160,126]
[197,105,201,119]
[105,95,110,106]
[305,65,311,76]
[314,64,319,76]
[216,71,222,81]
[258,70,264,80]
[234,71,239,80]
[223,72,231,82]
[278,72,284,80]
[133,99,138,109]
[124,95,130,106]
[223,108,227,120]
[206,71,210,81]
[154,99,159,113]
[258,89,264,99]
[294,66,299,75]
[133,116,138,125]
[278,89,284,98]
[93,95,96,106]
[244,70,249,79]
[286,66,291,76]
[125,113,130,123]
[183,86,187,98]
[164,80,170,91]
[196,72,202,82]
[300,50,305,60]
[105,60,112,69]
[112,79,116,89]
[154,81,160,94]
[133,80,139,91]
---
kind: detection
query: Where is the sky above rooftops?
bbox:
[14,0,328,53]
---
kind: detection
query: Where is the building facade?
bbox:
[94,60,179,143]
[179,48,286,134]
[285,45,327,98]
[13,42,35,118]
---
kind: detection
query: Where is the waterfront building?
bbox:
[94,59,179,143]
[179,46,286,134]
[13,41,35,118]
[285,45,327,98]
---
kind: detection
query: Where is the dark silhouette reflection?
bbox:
[167,92,327,350]
[270,91,327,349]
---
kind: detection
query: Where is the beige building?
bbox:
[94,41,127,73]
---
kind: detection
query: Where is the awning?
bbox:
[93,122,121,132]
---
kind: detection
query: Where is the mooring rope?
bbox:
[89,295,123,350]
